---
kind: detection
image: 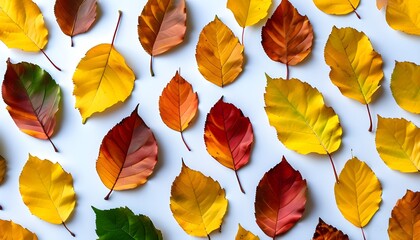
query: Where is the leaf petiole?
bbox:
[366,103,373,132]
[62,221,76,237]
[40,49,61,71]
[327,152,339,183]
[234,169,245,194]
[180,131,191,151]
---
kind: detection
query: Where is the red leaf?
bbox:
[204,97,254,193]
[312,218,349,240]
[255,156,307,237]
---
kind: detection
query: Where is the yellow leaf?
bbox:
[325,26,383,131]
[196,16,244,87]
[236,224,260,240]
[390,61,420,114]
[227,0,271,27]
[73,12,135,123]
[0,219,38,240]
[0,0,48,52]
[375,116,420,172]
[264,75,342,155]
[0,155,5,183]
[313,0,360,16]
[170,161,228,237]
[385,0,420,35]
[19,155,76,230]
[334,157,382,228]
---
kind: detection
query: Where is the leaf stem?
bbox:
[71,36,74,47]
[0,204,3,210]
[104,189,113,200]
[361,227,366,240]
[348,1,361,19]
[241,27,245,45]
[62,221,76,237]
[111,11,123,46]
[366,103,373,132]
[180,131,191,151]
[286,63,290,80]
[234,169,245,194]
[40,49,61,71]
[150,55,155,77]
[207,234,211,240]
[327,152,339,183]
[47,135,58,152]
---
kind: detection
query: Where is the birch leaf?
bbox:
[385,0,420,35]
[388,190,420,240]
[138,0,187,76]
[159,70,198,151]
[390,61,420,114]
[375,116,420,172]
[312,218,349,240]
[325,26,383,132]
[236,224,260,240]
[19,155,76,237]
[73,11,135,123]
[334,157,382,238]
[313,0,360,17]
[170,161,228,238]
[196,16,244,87]
[0,220,38,240]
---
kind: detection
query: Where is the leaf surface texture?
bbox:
[391,61,420,113]
[313,0,360,15]
[386,0,420,35]
[312,218,349,240]
[0,220,38,240]
[236,224,260,240]
[388,190,420,240]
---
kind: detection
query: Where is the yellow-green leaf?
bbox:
[0,220,38,240]
[325,26,383,131]
[385,0,420,35]
[376,116,420,172]
[264,75,342,155]
[236,224,260,240]
[313,0,360,16]
[170,161,228,237]
[0,155,5,184]
[19,155,76,236]
[73,12,135,123]
[390,61,420,114]
[195,16,244,87]
[335,157,382,229]
[0,0,48,52]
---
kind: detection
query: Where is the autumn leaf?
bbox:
[377,0,388,9]
[388,190,420,239]
[159,70,198,151]
[312,218,349,240]
[0,219,38,240]
[92,207,163,240]
[0,0,60,70]
[313,0,361,18]
[96,105,158,200]
[236,224,260,240]
[390,61,420,113]
[227,0,271,43]
[264,75,342,182]
[385,0,420,35]
[255,156,307,238]
[170,161,228,238]
[196,16,244,87]
[334,157,382,240]
[204,97,253,193]
[2,59,61,152]
[138,0,186,76]
[54,0,98,46]
[0,155,5,210]
[261,0,313,79]
[73,11,135,123]
[19,155,76,237]
[325,26,383,132]
[375,116,420,172]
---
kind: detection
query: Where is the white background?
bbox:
[0,0,419,239]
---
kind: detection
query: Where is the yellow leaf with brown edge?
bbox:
[375,116,420,172]
[313,0,360,17]
[73,11,135,123]
[385,0,420,35]
[391,61,420,114]
[236,224,260,240]
[388,190,420,240]
[334,157,382,232]
[0,220,38,240]
[19,155,76,237]
[196,16,244,87]
[325,26,383,132]
[170,161,228,238]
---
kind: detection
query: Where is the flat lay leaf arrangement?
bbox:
[0,0,419,239]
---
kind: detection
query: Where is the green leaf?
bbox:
[92,206,163,240]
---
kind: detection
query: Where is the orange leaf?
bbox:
[261,0,313,79]
[204,97,253,193]
[388,190,420,239]
[138,0,186,76]
[312,218,349,240]
[96,105,158,200]
[159,70,198,151]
